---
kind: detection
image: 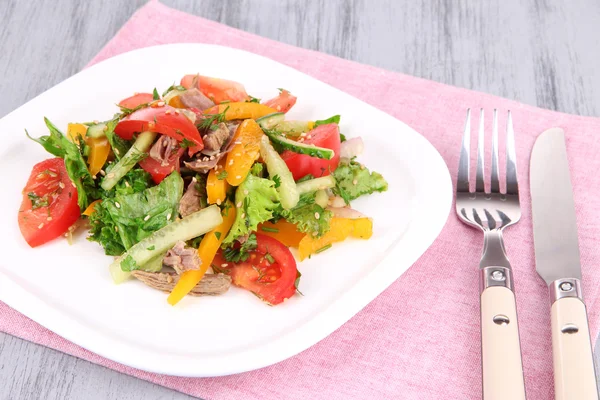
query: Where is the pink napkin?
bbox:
[3,1,600,399]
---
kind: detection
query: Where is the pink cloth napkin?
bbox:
[3,1,600,399]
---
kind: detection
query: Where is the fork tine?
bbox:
[476,109,485,192]
[506,110,519,195]
[490,109,500,193]
[457,109,471,192]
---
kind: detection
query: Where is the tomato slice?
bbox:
[262,89,297,113]
[281,123,341,180]
[118,93,154,109]
[114,104,203,155]
[180,74,249,104]
[18,158,80,247]
[138,136,184,184]
[213,234,298,305]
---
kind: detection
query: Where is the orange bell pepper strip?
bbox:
[258,220,305,248]
[67,123,87,142]
[206,159,229,204]
[82,200,102,217]
[87,137,110,176]
[205,102,276,121]
[298,217,373,260]
[167,203,236,306]
[167,95,186,108]
[225,119,264,186]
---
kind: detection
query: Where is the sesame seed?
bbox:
[38,223,44,229]
[315,212,320,220]
[99,170,106,176]
[221,263,229,267]
[241,213,246,219]
[48,171,58,177]
[234,141,242,145]
[144,215,150,221]
[352,179,358,185]
[124,181,130,187]
[71,182,77,188]
[360,164,365,170]
[157,101,165,106]
[236,202,242,208]
[312,231,318,236]
[298,138,305,143]
[300,132,307,137]
[276,105,281,111]
[235,153,241,157]
[216,199,222,205]
[47,216,53,221]
[92,175,96,180]
[236,175,241,179]
[174,110,179,115]
[115,226,118,232]
[114,149,120,155]
[307,135,312,140]
[167,275,173,284]
[244,190,249,195]
[209,155,215,160]
[166,213,172,220]
[229,160,234,166]
[115,202,121,208]
[202,157,209,162]
[165,109,171,115]
[107,173,115,179]
[59,182,65,189]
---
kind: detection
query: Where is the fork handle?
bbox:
[480,271,526,400]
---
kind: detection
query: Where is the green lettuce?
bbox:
[280,192,332,237]
[88,171,184,255]
[223,174,280,244]
[332,160,388,204]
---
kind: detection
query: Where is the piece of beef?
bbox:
[149,135,179,166]
[132,271,231,296]
[178,177,203,217]
[179,88,215,111]
[184,122,240,173]
[162,241,201,274]
[202,123,231,155]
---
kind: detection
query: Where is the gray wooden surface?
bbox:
[1,0,600,399]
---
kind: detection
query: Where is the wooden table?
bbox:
[1,1,599,398]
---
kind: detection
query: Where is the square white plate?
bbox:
[0,44,451,377]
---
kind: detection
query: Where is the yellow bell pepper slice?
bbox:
[207,102,276,121]
[298,217,373,260]
[225,119,263,186]
[67,123,87,142]
[82,200,102,216]
[87,137,110,177]
[258,220,305,248]
[167,203,236,306]
[206,159,229,204]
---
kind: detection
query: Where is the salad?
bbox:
[18,74,388,306]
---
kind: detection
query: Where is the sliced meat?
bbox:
[179,177,203,217]
[163,241,201,274]
[149,135,179,166]
[202,123,231,155]
[132,271,231,296]
[185,122,240,173]
[179,88,215,111]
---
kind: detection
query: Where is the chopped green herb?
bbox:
[217,170,228,180]
[162,84,186,97]
[146,245,155,251]
[117,103,147,118]
[265,253,275,264]
[180,138,195,149]
[316,243,332,254]
[340,133,347,142]
[152,88,160,100]
[295,270,303,294]
[27,192,50,210]
[214,231,222,240]
[272,174,281,188]
[121,255,140,272]
[223,233,258,262]
[197,106,229,131]
[314,115,341,128]
[247,96,261,103]
[260,226,279,233]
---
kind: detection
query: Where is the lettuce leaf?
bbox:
[88,171,183,255]
[223,174,280,244]
[332,160,388,204]
[280,192,332,237]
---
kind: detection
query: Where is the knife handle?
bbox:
[480,279,526,400]
[551,282,599,400]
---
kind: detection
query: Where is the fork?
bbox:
[456,109,527,400]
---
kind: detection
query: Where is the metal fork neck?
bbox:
[480,230,510,269]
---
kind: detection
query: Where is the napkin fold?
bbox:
[3,1,600,399]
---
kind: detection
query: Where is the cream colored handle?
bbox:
[551,297,599,400]
[481,286,526,400]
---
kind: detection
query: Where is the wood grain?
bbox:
[1,0,600,399]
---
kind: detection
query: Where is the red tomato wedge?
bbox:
[139,140,184,184]
[180,74,249,104]
[118,93,154,109]
[262,89,297,113]
[18,158,80,247]
[281,123,341,180]
[213,234,298,305]
[114,105,203,155]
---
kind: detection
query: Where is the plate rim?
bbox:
[0,43,452,377]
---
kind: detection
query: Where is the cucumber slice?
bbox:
[86,122,107,138]
[109,205,223,283]
[315,189,329,208]
[296,175,336,194]
[263,130,334,160]
[256,112,285,130]
[259,135,299,209]
[273,120,312,136]
[101,130,157,191]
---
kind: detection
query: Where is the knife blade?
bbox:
[530,127,599,400]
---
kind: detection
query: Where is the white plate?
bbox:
[0,44,451,377]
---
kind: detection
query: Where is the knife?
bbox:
[530,127,599,400]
